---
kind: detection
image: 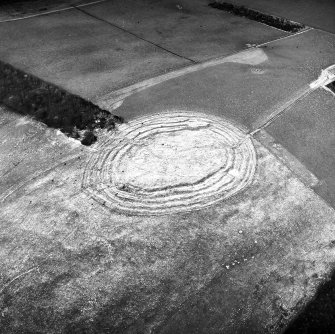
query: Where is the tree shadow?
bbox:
[0,60,123,145]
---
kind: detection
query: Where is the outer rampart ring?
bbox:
[82,111,257,215]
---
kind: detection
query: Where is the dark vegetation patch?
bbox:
[208,2,306,33]
[0,61,123,145]
[284,269,335,333]
[0,270,75,334]
[0,0,66,15]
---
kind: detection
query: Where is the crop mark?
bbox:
[97,48,268,111]
[0,154,82,203]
